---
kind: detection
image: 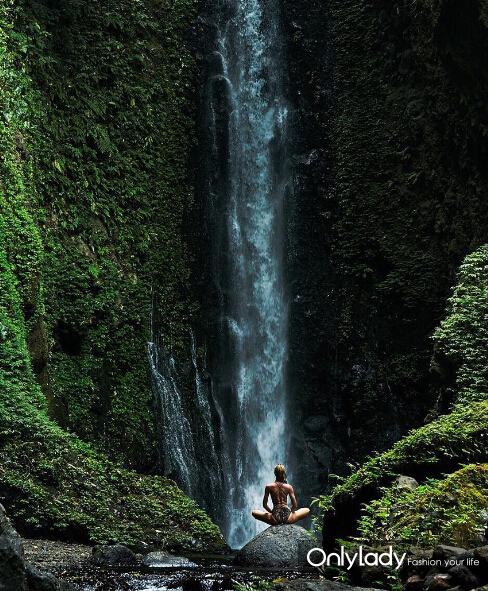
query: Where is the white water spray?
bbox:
[216,0,290,548]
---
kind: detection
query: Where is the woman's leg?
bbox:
[287,508,310,524]
[252,510,276,525]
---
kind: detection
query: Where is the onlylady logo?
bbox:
[307,546,407,570]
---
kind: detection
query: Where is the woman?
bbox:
[251,464,310,525]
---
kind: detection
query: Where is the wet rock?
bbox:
[432,546,467,562]
[426,573,455,591]
[425,565,444,581]
[400,548,434,579]
[395,475,419,492]
[142,551,195,568]
[26,564,74,591]
[0,503,27,591]
[454,549,475,564]
[270,579,382,591]
[234,525,315,568]
[405,575,425,591]
[447,564,480,588]
[0,504,75,591]
[91,544,137,566]
[474,546,488,578]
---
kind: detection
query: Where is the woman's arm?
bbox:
[289,486,298,512]
[263,486,273,512]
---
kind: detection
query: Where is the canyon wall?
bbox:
[282,0,488,502]
[1,0,198,472]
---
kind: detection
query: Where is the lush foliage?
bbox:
[0,0,199,467]
[317,241,488,547]
[0,0,225,549]
[434,245,488,402]
[317,401,488,510]
[358,464,488,548]
[0,387,226,550]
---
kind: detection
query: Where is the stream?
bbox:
[58,554,317,591]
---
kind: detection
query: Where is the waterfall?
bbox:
[147,332,196,497]
[206,0,291,548]
[189,330,222,499]
[149,0,290,549]
[148,310,223,514]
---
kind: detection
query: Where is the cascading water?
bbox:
[148,308,223,514]
[189,330,222,499]
[149,0,291,549]
[148,310,197,497]
[205,0,291,548]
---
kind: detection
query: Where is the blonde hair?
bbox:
[274,464,287,483]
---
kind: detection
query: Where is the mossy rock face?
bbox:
[358,464,488,549]
[282,0,488,500]
[319,402,488,548]
[0,0,199,471]
[0,391,227,552]
[0,0,226,552]
[319,244,488,548]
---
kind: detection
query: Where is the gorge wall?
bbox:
[146,0,488,540]
[0,0,233,551]
[280,0,488,504]
[0,0,199,473]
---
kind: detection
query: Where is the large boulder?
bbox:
[432,546,467,562]
[0,504,75,591]
[473,546,488,579]
[26,564,74,591]
[0,503,28,591]
[234,525,315,568]
[91,544,137,566]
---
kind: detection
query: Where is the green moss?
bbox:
[0,0,200,468]
[434,245,488,402]
[0,4,225,549]
[0,387,226,551]
[317,401,488,511]
[358,464,488,548]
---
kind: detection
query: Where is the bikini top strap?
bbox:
[276,481,286,501]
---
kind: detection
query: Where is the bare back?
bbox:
[252,477,309,526]
[266,481,293,509]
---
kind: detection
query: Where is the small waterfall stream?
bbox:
[148,312,223,514]
[148,317,196,497]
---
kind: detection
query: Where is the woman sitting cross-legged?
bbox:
[251,464,310,525]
